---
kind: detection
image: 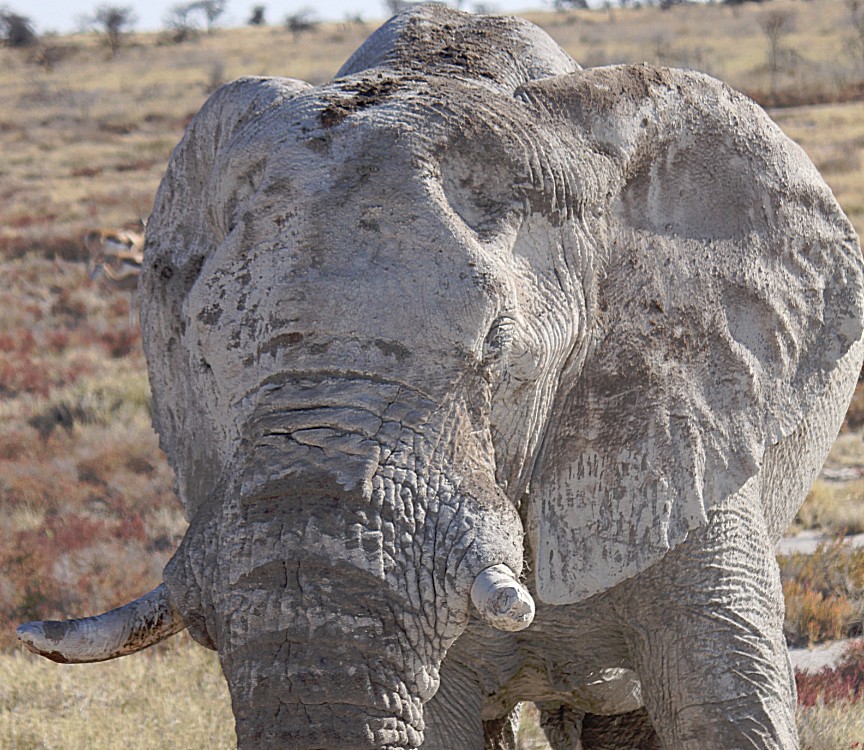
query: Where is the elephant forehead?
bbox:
[183,96,506,403]
[196,80,548,300]
[214,71,549,178]
[336,4,579,87]
[201,75,570,270]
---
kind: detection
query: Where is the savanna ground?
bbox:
[3,0,864,746]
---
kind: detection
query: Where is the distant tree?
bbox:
[342,12,365,28]
[285,8,318,37]
[88,4,136,56]
[552,0,588,10]
[163,3,198,42]
[846,0,864,75]
[249,5,266,25]
[759,8,795,94]
[383,0,433,15]
[162,0,223,41]
[0,8,37,47]
[186,0,225,33]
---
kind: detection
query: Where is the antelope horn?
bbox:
[471,564,535,632]
[16,583,185,664]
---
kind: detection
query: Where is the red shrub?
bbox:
[114,513,147,544]
[796,641,864,707]
[99,328,140,358]
[0,328,36,354]
[0,429,38,461]
[0,356,51,397]
[0,469,57,510]
[62,354,96,384]
[45,329,71,353]
[50,289,88,321]
[48,514,108,552]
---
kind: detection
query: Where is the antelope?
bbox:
[84,227,144,326]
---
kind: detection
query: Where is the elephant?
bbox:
[17,6,864,749]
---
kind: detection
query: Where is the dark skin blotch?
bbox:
[319,78,402,128]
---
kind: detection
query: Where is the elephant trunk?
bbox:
[235,701,424,749]
[216,561,532,749]
[16,584,185,663]
[159,386,530,748]
[221,559,428,749]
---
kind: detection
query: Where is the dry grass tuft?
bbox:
[797,700,864,750]
[796,480,864,536]
[784,580,857,647]
[518,703,553,749]
[844,382,864,432]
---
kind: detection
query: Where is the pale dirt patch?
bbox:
[777,531,864,556]
[790,637,864,675]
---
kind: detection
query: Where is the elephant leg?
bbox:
[422,658,484,750]
[580,709,663,749]
[483,704,522,750]
[537,701,584,750]
[619,482,797,749]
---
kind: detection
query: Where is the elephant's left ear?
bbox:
[517,65,864,604]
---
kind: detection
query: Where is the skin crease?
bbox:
[21,6,864,750]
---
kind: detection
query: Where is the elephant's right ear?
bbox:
[517,66,864,605]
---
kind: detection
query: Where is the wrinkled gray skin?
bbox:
[136,7,864,749]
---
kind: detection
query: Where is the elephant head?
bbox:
[18,6,864,749]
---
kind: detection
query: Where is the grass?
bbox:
[795,479,864,537]
[0,635,857,749]
[796,641,864,749]
[0,635,235,749]
[798,704,864,750]
[2,0,864,746]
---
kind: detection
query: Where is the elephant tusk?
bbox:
[16,583,186,664]
[470,564,535,632]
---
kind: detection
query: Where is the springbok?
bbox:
[84,227,144,326]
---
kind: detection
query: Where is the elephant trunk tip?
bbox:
[471,564,535,632]
[16,583,186,664]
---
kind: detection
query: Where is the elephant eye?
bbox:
[482,316,516,365]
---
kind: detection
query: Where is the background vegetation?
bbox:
[2,0,864,746]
